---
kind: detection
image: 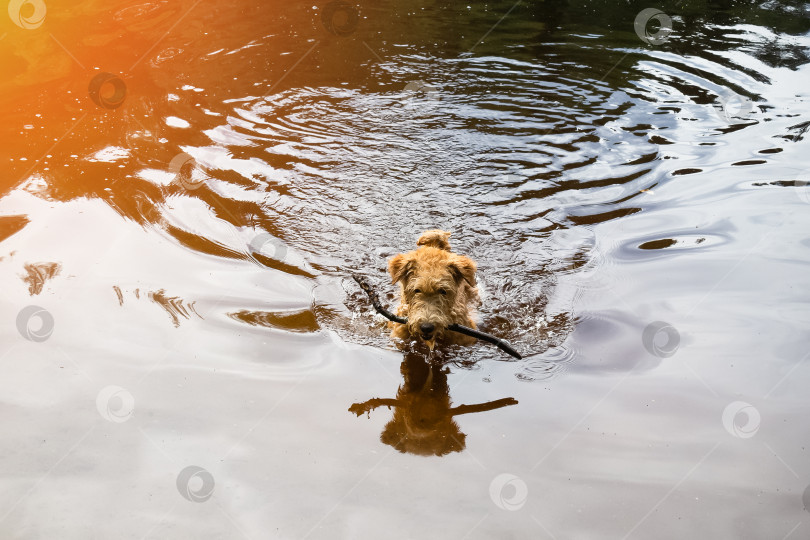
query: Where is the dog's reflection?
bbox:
[349,354,518,456]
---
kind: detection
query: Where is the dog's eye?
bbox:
[414,289,422,294]
[438,288,447,296]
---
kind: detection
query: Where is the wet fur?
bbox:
[387,230,479,347]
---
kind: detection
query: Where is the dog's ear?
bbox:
[449,255,476,287]
[388,253,415,284]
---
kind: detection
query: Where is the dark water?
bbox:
[1,0,810,538]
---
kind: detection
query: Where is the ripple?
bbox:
[514,345,575,382]
[672,168,703,176]
[620,233,729,260]
[731,159,767,166]
[147,289,203,327]
[151,47,184,66]
[113,1,168,22]
[87,146,130,163]
[228,309,320,333]
[0,214,29,243]
[165,116,191,129]
[21,262,60,296]
[639,238,678,250]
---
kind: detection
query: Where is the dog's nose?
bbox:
[419,323,435,335]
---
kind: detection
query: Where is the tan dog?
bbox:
[387,230,479,349]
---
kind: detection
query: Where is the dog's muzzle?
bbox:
[418,323,438,350]
[419,322,435,340]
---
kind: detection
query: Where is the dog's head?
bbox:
[388,247,476,348]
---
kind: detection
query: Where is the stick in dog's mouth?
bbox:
[352,274,522,359]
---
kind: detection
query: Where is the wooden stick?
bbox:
[447,323,522,359]
[352,274,522,360]
[352,274,406,324]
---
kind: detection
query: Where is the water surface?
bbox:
[1,1,810,538]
